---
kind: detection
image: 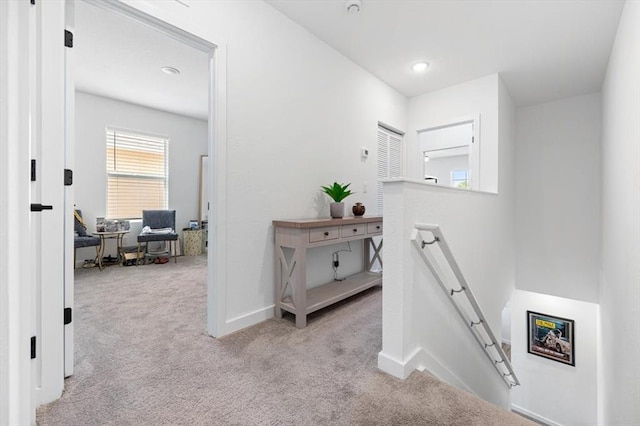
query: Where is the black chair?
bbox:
[74,210,101,269]
[137,210,179,265]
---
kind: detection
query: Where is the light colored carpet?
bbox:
[37,256,535,425]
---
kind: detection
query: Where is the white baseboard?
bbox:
[224,305,275,335]
[502,338,511,345]
[511,404,560,426]
[417,348,474,395]
[377,347,422,379]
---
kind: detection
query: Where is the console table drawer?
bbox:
[341,224,365,238]
[309,226,340,243]
[367,222,383,235]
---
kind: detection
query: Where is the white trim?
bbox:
[416,348,475,395]
[378,347,479,396]
[208,44,228,338]
[378,121,405,136]
[224,305,275,335]
[511,404,559,426]
[377,347,422,379]
[381,177,497,196]
[415,114,480,134]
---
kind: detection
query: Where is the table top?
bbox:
[272,215,382,229]
[92,230,130,236]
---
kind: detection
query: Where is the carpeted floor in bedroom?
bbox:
[37,255,535,425]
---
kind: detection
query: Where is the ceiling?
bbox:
[75,1,625,120]
[266,0,625,106]
[75,1,209,120]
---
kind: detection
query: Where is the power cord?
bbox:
[332,242,352,281]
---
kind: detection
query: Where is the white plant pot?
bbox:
[330,202,345,218]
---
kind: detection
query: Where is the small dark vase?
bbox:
[352,202,365,216]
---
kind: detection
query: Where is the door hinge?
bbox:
[30,203,53,212]
[472,136,475,143]
[31,159,36,181]
[30,336,36,359]
[64,307,72,325]
[64,169,73,186]
[64,30,73,48]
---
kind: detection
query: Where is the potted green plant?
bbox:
[321,182,354,218]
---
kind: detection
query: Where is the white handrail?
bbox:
[411,223,520,389]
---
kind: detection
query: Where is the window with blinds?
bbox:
[106,128,168,219]
[377,126,403,214]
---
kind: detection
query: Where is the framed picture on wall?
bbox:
[527,311,575,366]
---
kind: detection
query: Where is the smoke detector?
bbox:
[346,0,361,13]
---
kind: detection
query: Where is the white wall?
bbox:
[123,0,407,330]
[515,93,602,303]
[407,74,500,192]
[378,75,516,407]
[511,290,599,426]
[379,180,513,408]
[501,302,511,344]
[74,91,207,261]
[600,1,640,424]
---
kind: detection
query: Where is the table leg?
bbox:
[293,247,307,328]
[117,234,125,264]
[274,244,283,319]
[97,236,105,270]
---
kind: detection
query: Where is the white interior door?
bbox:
[34,0,66,406]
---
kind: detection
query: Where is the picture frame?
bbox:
[527,311,575,366]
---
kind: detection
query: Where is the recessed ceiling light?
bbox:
[346,0,362,13]
[411,62,430,72]
[161,66,180,76]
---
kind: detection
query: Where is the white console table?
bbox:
[272,216,383,328]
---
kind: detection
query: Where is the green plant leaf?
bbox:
[321,182,354,202]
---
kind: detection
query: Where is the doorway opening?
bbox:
[65,0,225,382]
[417,116,480,191]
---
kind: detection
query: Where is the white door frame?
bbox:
[64,0,76,378]
[416,114,481,190]
[0,0,68,416]
[0,1,36,423]
[84,0,228,339]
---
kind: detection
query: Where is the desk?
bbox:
[272,216,383,328]
[92,231,129,269]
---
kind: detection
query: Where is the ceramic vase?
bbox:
[352,202,365,216]
[330,202,345,218]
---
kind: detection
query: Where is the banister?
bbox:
[411,223,520,389]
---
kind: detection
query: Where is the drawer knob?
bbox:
[376,225,380,229]
[324,231,329,236]
[353,229,357,232]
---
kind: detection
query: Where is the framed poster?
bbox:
[527,311,575,366]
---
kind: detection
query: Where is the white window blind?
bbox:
[377,126,403,214]
[106,128,168,219]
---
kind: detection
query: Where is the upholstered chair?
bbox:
[73,210,101,269]
[136,210,179,265]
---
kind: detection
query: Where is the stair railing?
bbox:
[411,223,520,389]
